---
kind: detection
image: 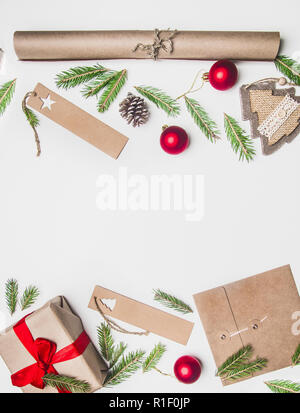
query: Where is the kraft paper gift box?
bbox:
[193,265,300,385]
[0,296,107,393]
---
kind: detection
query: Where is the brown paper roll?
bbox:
[14,30,280,61]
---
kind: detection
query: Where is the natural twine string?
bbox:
[245,77,296,89]
[22,91,41,157]
[94,297,149,336]
[176,69,208,100]
[133,28,178,60]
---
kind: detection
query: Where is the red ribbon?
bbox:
[11,314,90,393]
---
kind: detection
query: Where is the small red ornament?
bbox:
[160,125,189,155]
[173,355,201,384]
[208,60,238,91]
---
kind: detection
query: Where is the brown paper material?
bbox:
[88,286,194,345]
[0,296,107,393]
[193,265,300,385]
[27,83,128,159]
[14,31,280,61]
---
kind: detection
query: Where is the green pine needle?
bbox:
[153,289,193,314]
[274,55,300,86]
[0,79,16,116]
[184,96,220,142]
[265,379,300,394]
[292,343,300,366]
[135,86,180,117]
[143,343,166,373]
[104,350,145,387]
[224,113,256,162]
[23,106,39,128]
[110,342,127,368]
[217,345,253,377]
[81,71,118,98]
[20,285,39,311]
[97,69,127,112]
[5,278,18,315]
[223,358,267,381]
[97,323,115,363]
[55,64,108,89]
[43,373,91,393]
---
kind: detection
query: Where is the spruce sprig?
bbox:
[184,96,220,142]
[55,64,108,89]
[43,373,91,393]
[97,322,115,363]
[20,285,39,311]
[153,289,193,314]
[97,69,127,112]
[265,379,300,394]
[292,344,300,366]
[23,106,39,128]
[143,343,166,373]
[224,113,256,162]
[5,278,18,315]
[217,345,253,377]
[110,342,127,368]
[104,350,145,386]
[135,86,180,117]
[81,71,118,98]
[0,79,16,116]
[223,358,267,381]
[274,55,300,85]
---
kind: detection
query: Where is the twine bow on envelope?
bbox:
[11,314,90,392]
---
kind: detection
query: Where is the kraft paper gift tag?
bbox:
[193,265,300,385]
[88,286,194,345]
[26,83,129,159]
[0,296,107,393]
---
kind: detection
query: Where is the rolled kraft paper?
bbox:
[14,30,280,61]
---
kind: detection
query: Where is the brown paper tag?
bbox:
[88,286,194,345]
[27,83,129,159]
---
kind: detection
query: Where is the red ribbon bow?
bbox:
[11,314,90,393]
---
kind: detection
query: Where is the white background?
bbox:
[0,0,299,393]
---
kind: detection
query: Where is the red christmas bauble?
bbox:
[160,126,189,155]
[208,60,238,91]
[173,356,201,384]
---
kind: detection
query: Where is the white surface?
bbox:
[0,0,299,393]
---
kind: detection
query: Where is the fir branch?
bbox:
[23,106,39,128]
[97,69,127,112]
[223,358,267,381]
[55,64,108,89]
[104,350,145,387]
[143,343,166,373]
[217,345,253,377]
[184,96,220,142]
[135,86,180,117]
[5,278,18,315]
[0,79,16,116]
[110,342,127,368]
[153,289,193,314]
[81,71,117,98]
[292,343,300,366]
[274,55,300,86]
[97,323,115,363]
[20,285,39,311]
[224,113,256,162]
[43,374,91,393]
[265,379,300,394]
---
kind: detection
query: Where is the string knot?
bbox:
[133,29,178,60]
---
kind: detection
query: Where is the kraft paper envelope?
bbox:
[193,265,300,385]
[89,286,194,345]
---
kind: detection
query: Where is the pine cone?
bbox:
[119,93,149,127]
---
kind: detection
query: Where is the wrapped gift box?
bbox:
[0,296,107,393]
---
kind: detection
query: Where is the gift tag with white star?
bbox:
[24,83,128,158]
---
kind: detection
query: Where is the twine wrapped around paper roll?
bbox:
[14,30,280,61]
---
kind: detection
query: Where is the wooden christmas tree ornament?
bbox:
[240,79,300,155]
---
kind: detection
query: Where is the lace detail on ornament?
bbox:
[257,94,299,139]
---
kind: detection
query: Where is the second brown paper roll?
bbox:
[14,30,280,61]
